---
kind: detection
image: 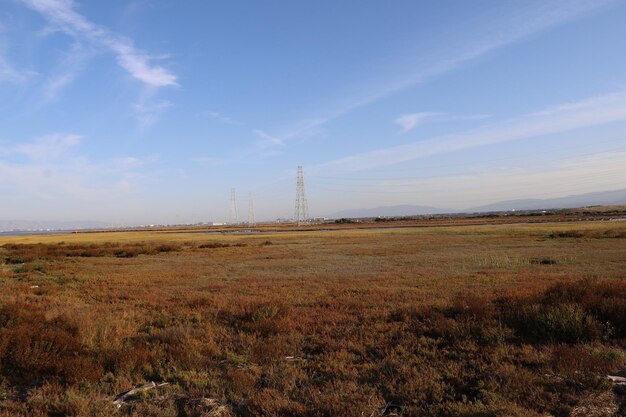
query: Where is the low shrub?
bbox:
[0,303,102,384]
[198,242,230,249]
[502,279,626,342]
[3,256,24,265]
[601,228,626,238]
[548,231,584,238]
[515,303,602,343]
[155,244,179,252]
[530,258,557,265]
[1,241,183,260]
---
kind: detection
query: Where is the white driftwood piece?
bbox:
[113,382,169,408]
[607,375,626,384]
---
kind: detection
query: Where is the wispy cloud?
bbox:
[373,151,626,208]
[314,150,626,213]
[190,128,286,165]
[13,133,82,160]
[133,98,172,127]
[394,112,444,133]
[251,117,328,153]
[0,23,27,83]
[281,0,612,142]
[0,132,150,207]
[112,156,143,169]
[109,41,177,87]
[43,41,92,100]
[20,0,177,88]
[318,90,626,172]
[0,55,25,82]
[0,40,37,83]
[0,158,136,202]
[254,129,284,147]
[394,112,493,133]
[207,111,238,125]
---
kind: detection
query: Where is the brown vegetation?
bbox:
[0,222,624,416]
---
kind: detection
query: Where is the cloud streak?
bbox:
[394,112,493,133]
[13,133,82,160]
[42,41,92,100]
[313,150,626,213]
[379,151,626,207]
[319,90,626,172]
[0,55,26,83]
[20,0,177,88]
[207,111,238,125]
[282,0,612,142]
[0,132,150,213]
[394,112,444,133]
[133,98,172,127]
[254,129,284,147]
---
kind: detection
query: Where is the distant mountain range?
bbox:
[0,220,111,232]
[330,188,626,218]
[464,189,626,213]
[332,205,449,218]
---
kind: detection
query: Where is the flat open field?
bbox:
[0,221,625,416]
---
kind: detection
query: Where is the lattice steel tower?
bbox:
[230,188,238,224]
[294,166,309,225]
[248,192,255,226]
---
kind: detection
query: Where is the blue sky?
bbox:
[1,0,626,224]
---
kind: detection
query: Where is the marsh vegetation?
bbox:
[0,222,624,416]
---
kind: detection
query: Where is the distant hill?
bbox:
[0,220,111,232]
[331,204,451,219]
[465,189,626,213]
[330,188,626,218]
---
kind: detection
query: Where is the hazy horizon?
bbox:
[2,0,626,224]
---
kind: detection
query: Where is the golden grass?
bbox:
[2,218,624,244]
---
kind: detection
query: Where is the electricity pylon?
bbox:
[294,166,309,225]
[248,192,255,226]
[230,188,238,224]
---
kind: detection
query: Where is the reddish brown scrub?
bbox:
[0,222,625,416]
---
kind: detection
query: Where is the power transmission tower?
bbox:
[248,192,255,226]
[294,166,309,225]
[230,188,238,224]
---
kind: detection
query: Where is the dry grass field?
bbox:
[0,221,625,416]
